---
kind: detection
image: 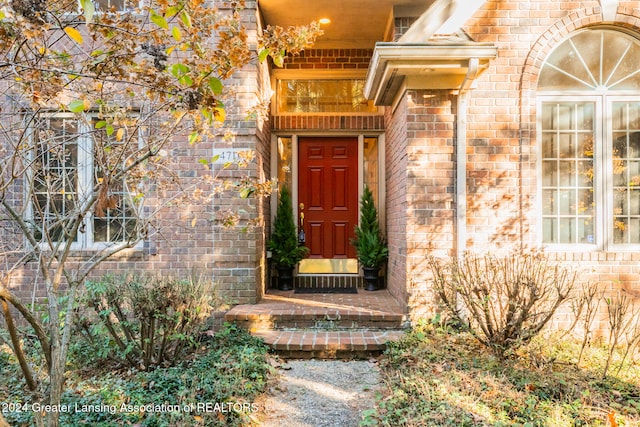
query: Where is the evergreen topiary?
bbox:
[352,186,388,268]
[268,186,309,268]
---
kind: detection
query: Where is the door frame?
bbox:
[270,132,386,273]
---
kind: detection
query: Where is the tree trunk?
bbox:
[0,412,11,427]
[45,284,63,427]
[46,349,65,427]
[0,286,51,369]
[1,299,37,391]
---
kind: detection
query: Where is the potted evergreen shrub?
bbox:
[352,186,388,291]
[267,186,309,290]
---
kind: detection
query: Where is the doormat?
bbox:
[294,287,358,294]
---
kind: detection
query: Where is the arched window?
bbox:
[538,28,640,248]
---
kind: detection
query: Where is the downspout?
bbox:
[456,58,479,258]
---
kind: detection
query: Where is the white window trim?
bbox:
[537,93,640,252]
[27,112,144,252]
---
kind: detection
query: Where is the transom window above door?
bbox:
[275,79,378,114]
[538,28,640,249]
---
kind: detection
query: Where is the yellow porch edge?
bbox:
[298,259,358,274]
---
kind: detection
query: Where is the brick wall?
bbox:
[210,2,270,304]
[272,115,384,132]
[281,49,373,71]
[385,89,457,320]
[464,0,640,307]
[386,0,640,326]
[384,92,409,308]
[1,1,270,316]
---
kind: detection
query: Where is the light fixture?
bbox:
[319,17,331,25]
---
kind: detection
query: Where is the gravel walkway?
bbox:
[259,360,382,427]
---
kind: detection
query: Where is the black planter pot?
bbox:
[276,265,294,291]
[362,266,380,291]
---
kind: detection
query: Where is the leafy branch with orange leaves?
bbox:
[0,1,321,426]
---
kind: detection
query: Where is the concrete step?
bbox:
[253,330,405,359]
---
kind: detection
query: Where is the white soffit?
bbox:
[364,43,497,105]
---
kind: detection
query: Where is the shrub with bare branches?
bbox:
[603,292,640,378]
[428,252,577,357]
[570,282,604,365]
[76,272,217,370]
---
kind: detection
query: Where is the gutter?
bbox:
[456,58,480,258]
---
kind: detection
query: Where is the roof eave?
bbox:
[364,42,498,105]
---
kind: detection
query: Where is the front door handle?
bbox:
[298,203,305,244]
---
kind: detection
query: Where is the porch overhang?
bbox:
[364,42,498,105]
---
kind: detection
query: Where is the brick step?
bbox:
[253,330,405,359]
[225,305,404,331]
[225,290,407,359]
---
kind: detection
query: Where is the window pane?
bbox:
[93,196,137,243]
[578,218,595,244]
[577,134,594,158]
[542,161,557,186]
[543,218,557,243]
[32,116,80,243]
[364,137,379,209]
[539,29,640,91]
[559,218,576,244]
[608,42,640,90]
[558,190,575,215]
[542,189,556,215]
[276,137,292,192]
[276,80,378,113]
[542,133,557,157]
[558,105,574,130]
[577,189,594,216]
[558,161,575,187]
[578,160,594,186]
[92,120,140,244]
[541,103,595,244]
[577,104,594,130]
[559,134,575,157]
[612,102,640,244]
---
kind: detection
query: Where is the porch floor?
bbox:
[225,289,408,358]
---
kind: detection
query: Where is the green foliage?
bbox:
[352,186,388,268]
[428,252,576,357]
[76,273,216,370]
[2,324,270,427]
[267,186,309,267]
[0,3,322,426]
[364,325,640,427]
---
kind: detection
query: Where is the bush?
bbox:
[366,324,640,427]
[351,185,388,268]
[428,252,576,356]
[267,186,309,267]
[2,324,271,427]
[76,272,216,370]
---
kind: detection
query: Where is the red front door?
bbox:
[298,137,358,259]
